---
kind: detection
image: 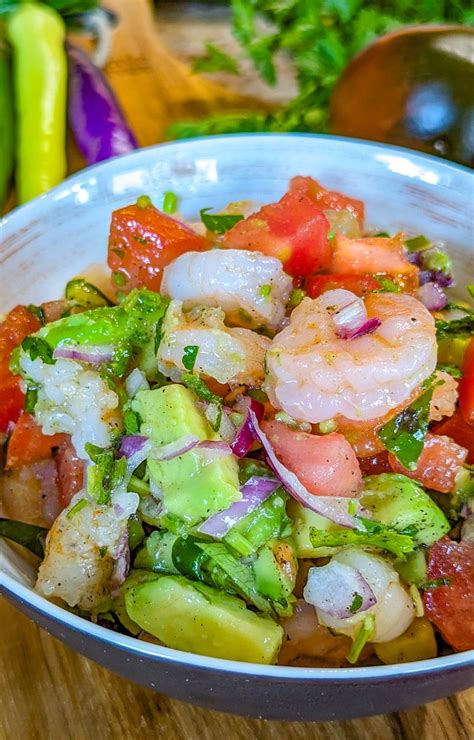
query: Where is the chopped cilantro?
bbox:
[349,593,363,614]
[21,336,55,365]
[112,271,126,287]
[182,344,199,372]
[373,231,390,238]
[287,288,306,308]
[405,235,430,251]
[27,304,45,325]
[436,363,463,379]
[124,409,141,435]
[419,577,452,590]
[66,498,88,520]
[200,208,244,235]
[24,383,38,413]
[375,276,401,293]
[182,373,222,405]
[259,284,272,301]
[309,526,415,559]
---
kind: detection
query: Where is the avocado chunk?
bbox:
[132,385,241,527]
[361,474,450,545]
[124,574,283,664]
[288,499,339,557]
[113,569,161,635]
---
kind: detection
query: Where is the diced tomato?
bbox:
[289,176,365,226]
[306,273,380,298]
[261,420,362,497]
[0,460,60,527]
[6,412,67,469]
[55,438,85,509]
[0,305,42,433]
[358,452,392,476]
[433,409,474,464]
[389,432,468,493]
[331,234,419,291]
[108,203,211,292]
[223,191,331,277]
[458,337,474,426]
[423,538,474,651]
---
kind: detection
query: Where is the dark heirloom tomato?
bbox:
[223,191,331,277]
[0,305,42,433]
[289,176,365,226]
[433,409,474,464]
[458,337,474,426]
[5,413,66,469]
[389,432,467,493]
[306,273,379,298]
[108,202,210,292]
[423,538,474,651]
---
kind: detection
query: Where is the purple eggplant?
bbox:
[67,43,138,164]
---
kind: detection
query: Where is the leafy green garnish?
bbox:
[377,382,437,470]
[347,613,375,664]
[436,363,463,379]
[193,42,240,75]
[419,577,452,590]
[181,373,222,405]
[200,208,244,235]
[85,444,126,505]
[66,498,88,520]
[112,271,126,287]
[349,593,363,614]
[182,345,199,372]
[259,284,272,301]
[309,527,415,559]
[27,304,45,325]
[287,288,306,308]
[124,409,141,435]
[24,383,38,413]
[21,336,55,365]
[0,518,47,558]
[162,191,178,215]
[436,310,474,340]
[375,276,401,293]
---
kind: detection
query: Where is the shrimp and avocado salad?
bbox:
[1,176,473,668]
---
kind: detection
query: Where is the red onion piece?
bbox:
[197,475,279,538]
[231,397,265,458]
[416,282,448,311]
[348,317,382,338]
[303,561,377,619]
[248,408,365,529]
[53,344,115,365]
[117,435,148,459]
[332,298,368,338]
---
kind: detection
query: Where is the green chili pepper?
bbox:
[7,2,67,203]
[0,36,14,210]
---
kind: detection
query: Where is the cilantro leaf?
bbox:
[349,592,363,613]
[200,208,244,235]
[21,336,55,365]
[436,310,474,340]
[193,43,240,75]
[85,444,126,505]
[309,526,415,559]
[182,345,199,372]
[181,373,222,405]
[377,384,436,470]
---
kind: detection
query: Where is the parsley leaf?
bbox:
[200,208,244,235]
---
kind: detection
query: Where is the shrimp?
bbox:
[36,491,138,610]
[264,289,436,423]
[304,548,415,643]
[157,300,270,387]
[161,249,292,332]
[19,355,120,459]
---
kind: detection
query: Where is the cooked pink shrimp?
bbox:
[264,289,436,423]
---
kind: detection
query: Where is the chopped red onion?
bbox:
[248,408,365,529]
[303,561,377,619]
[348,317,382,338]
[151,434,200,461]
[117,435,148,459]
[416,282,448,311]
[332,299,367,338]
[53,344,115,365]
[231,397,265,458]
[197,475,279,538]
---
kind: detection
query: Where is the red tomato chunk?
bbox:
[289,176,365,226]
[389,432,467,493]
[306,273,380,298]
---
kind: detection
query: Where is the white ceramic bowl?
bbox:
[1,135,473,721]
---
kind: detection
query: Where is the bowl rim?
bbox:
[1,132,473,679]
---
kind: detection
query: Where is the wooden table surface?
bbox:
[1,2,473,737]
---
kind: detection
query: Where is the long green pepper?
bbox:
[0,34,14,209]
[7,2,67,203]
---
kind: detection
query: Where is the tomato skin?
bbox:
[0,305,42,433]
[6,413,67,469]
[423,538,474,651]
[223,191,331,277]
[389,432,468,493]
[289,176,365,226]
[306,273,380,298]
[458,337,474,425]
[261,420,362,497]
[433,409,474,464]
[55,438,84,509]
[108,203,211,292]
[331,234,418,291]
